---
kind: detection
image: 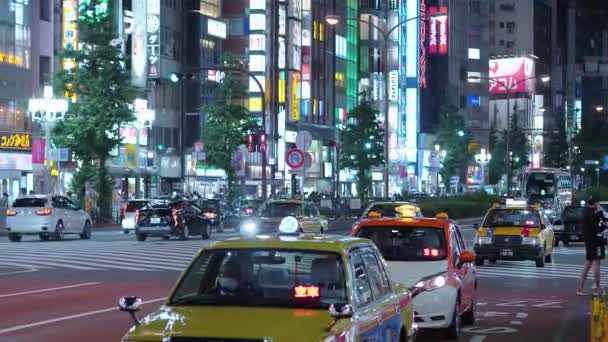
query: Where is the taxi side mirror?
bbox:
[459,250,476,264]
[119,296,142,326]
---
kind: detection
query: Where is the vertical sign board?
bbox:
[428,6,438,54]
[62,0,78,70]
[429,6,448,55]
[292,72,300,121]
[419,0,427,88]
[389,71,399,101]
[131,0,147,87]
[146,0,160,78]
[438,6,448,55]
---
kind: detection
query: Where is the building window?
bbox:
[40,0,51,21]
[499,3,515,12]
[160,27,178,60]
[469,1,481,15]
[506,41,515,48]
[468,48,480,60]
[506,22,516,34]
[39,56,51,86]
[499,22,504,28]
[499,39,505,46]
[228,17,244,36]
[200,0,220,18]
[161,0,177,10]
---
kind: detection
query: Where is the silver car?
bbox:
[5,195,93,242]
[121,199,150,233]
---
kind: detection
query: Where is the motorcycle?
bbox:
[171,208,189,240]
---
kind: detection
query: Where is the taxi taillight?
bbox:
[6,209,16,216]
[35,208,52,216]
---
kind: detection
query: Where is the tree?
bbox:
[53,0,136,220]
[488,126,506,184]
[508,112,530,174]
[544,119,569,168]
[340,99,384,201]
[433,105,471,189]
[201,54,259,200]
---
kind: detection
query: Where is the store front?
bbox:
[0,131,34,200]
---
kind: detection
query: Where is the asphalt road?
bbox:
[0,219,594,342]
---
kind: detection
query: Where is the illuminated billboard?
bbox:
[62,0,79,70]
[428,6,448,55]
[489,57,536,94]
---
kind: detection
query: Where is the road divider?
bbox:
[0,296,166,335]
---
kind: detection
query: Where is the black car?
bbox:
[554,205,585,246]
[198,199,240,232]
[134,201,212,241]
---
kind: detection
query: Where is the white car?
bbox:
[121,199,150,233]
[5,195,93,242]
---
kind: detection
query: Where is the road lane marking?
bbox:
[0,268,38,276]
[510,321,522,325]
[516,312,528,319]
[469,336,486,342]
[0,282,101,298]
[0,296,166,335]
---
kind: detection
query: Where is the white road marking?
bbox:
[0,282,101,298]
[0,268,38,276]
[0,297,166,335]
[469,336,486,342]
[516,312,528,319]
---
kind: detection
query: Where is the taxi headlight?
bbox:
[413,273,447,292]
[522,237,540,245]
[476,236,492,245]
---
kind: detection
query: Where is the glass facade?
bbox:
[0,0,32,70]
[346,0,358,112]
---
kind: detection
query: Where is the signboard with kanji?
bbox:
[0,132,31,151]
[147,0,161,78]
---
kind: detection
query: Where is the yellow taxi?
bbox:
[473,199,555,267]
[119,220,418,342]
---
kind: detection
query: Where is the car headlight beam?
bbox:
[414,273,447,292]
[241,222,257,234]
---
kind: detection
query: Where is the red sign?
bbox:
[286,148,305,169]
[428,6,448,55]
[419,0,427,88]
[32,138,45,164]
[489,57,536,94]
[293,285,320,299]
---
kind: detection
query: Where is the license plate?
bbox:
[501,249,514,257]
[151,217,161,224]
[570,235,579,241]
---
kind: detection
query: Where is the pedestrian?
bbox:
[577,196,606,295]
[0,192,8,208]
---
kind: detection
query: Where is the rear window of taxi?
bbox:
[355,226,447,261]
[482,208,542,227]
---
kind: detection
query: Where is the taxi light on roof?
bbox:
[435,212,449,219]
[505,199,527,206]
[293,285,320,299]
[396,205,417,218]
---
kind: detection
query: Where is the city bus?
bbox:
[521,168,573,217]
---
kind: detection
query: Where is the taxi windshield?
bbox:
[258,203,302,218]
[483,209,542,227]
[366,204,422,218]
[356,227,447,261]
[170,249,347,309]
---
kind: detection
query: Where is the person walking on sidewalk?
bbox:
[578,196,606,295]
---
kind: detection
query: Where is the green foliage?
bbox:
[414,193,499,219]
[201,54,259,200]
[544,119,569,168]
[487,113,530,187]
[508,113,530,173]
[53,0,136,220]
[488,126,505,184]
[433,105,471,188]
[69,163,96,207]
[340,99,384,201]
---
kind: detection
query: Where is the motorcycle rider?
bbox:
[172,199,197,239]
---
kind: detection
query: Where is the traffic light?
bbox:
[246,134,255,152]
[259,132,267,153]
[157,144,164,151]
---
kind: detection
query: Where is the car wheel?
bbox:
[474,258,484,266]
[80,221,92,240]
[162,235,170,240]
[536,247,546,267]
[39,234,50,241]
[123,229,129,234]
[8,233,22,242]
[180,225,189,240]
[136,233,147,241]
[445,298,461,340]
[461,296,476,326]
[201,223,211,240]
[53,222,65,241]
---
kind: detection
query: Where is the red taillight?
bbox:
[35,208,52,216]
[6,209,16,216]
[134,209,141,225]
[244,208,253,214]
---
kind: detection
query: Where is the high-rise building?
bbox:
[0,0,55,197]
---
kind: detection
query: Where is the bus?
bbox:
[520,168,573,217]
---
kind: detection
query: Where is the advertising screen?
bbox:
[489,57,535,94]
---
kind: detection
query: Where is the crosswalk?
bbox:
[0,238,222,272]
[476,260,608,285]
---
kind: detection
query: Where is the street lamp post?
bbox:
[468,74,550,194]
[475,148,492,190]
[327,14,419,199]
[170,66,268,200]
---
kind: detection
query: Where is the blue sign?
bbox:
[603,155,608,171]
[467,95,480,107]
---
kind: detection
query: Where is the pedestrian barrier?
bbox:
[591,294,608,341]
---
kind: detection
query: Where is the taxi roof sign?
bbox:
[395,205,417,218]
[505,199,527,206]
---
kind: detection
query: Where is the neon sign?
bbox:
[0,53,23,66]
[419,0,427,88]
[62,0,78,70]
[429,6,448,55]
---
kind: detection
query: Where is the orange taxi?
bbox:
[352,207,478,340]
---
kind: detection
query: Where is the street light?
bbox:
[468,73,550,194]
[475,148,492,190]
[596,106,604,112]
[326,14,419,199]
[457,130,465,137]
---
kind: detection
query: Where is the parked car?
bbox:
[134,201,212,241]
[5,195,93,242]
[121,199,150,234]
[239,199,328,235]
[554,204,584,246]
